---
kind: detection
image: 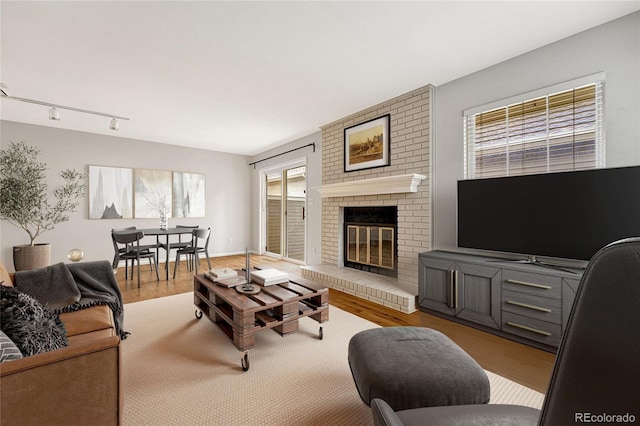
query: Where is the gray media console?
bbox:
[418,250,583,352]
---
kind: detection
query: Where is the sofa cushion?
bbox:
[60,304,114,337]
[0,285,68,356]
[0,262,13,286]
[0,330,22,362]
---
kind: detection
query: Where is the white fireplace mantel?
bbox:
[316,173,427,198]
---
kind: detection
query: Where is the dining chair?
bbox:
[159,224,198,270]
[112,230,160,288]
[112,227,137,275]
[112,227,161,275]
[173,227,212,278]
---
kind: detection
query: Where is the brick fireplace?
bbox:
[302,84,433,313]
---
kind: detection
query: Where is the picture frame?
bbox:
[173,172,206,217]
[88,165,133,219]
[134,169,173,218]
[344,114,390,172]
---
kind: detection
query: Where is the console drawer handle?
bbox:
[448,269,455,309]
[506,300,551,313]
[506,279,552,290]
[453,270,459,310]
[506,321,552,336]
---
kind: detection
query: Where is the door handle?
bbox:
[453,270,459,310]
[449,269,455,309]
[302,207,305,220]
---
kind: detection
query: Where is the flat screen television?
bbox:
[457,166,640,262]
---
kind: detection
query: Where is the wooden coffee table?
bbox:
[193,271,329,371]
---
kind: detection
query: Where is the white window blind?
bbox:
[464,80,605,179]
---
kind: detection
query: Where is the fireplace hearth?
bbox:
[344,206,397,278]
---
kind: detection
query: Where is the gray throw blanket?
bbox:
[13,262,81,309]
[15,260,128,339]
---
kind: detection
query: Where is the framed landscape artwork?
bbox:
[88,165,133,219]
[173,172,206,217]
[344,114,390,172]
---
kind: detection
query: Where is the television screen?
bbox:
[457,166,640,261]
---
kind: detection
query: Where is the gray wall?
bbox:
[433,12,640,253]
[249,132,323,265]
[0,121,252,271]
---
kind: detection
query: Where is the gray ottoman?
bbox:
[348,327,490,411]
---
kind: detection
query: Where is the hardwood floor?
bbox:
[116,254,555,394]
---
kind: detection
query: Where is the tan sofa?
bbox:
[0,262,122,426]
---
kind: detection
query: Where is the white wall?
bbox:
[433,12,640,252]
[249,132,323,265]
[0,121,252,271]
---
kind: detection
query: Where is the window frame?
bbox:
[463,73,606,179]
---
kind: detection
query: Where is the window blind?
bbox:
[464,81,605,179]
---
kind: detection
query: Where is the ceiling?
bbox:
[1,1,638,156]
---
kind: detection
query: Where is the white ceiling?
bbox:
[1,1,638,156]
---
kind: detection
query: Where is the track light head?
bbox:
[0,83,10,97]
[49,107,60,121]
[110,117,119,131]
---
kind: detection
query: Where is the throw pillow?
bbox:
[0,330,22,362]
[0,285,68,357]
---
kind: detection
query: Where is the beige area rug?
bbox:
[122,292,544,425]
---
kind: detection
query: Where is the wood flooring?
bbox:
[116,254,555,394]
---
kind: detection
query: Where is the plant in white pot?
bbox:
[0,141,85,270]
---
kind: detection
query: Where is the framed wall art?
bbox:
[344,114,390,172]
[134,169,172,218]
[88,165,133,219]
[173,172,206,217]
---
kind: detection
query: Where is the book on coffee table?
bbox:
[207,268,238,280]
[250,268,289,286]
[215,275,248,288]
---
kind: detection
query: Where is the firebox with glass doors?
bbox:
[344,206,397,278]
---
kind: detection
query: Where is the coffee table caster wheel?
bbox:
[195,310,203,319]
[241,352,250,371]
[319,326,323,340]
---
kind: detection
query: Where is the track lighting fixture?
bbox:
[49,107,60,121]
[1,83,129,131]
[0,83,10,97]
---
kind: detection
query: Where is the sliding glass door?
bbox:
[285,166,306,262]
[264,164,306,263]
[265,172,282,256]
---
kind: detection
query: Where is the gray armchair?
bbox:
[371,237,640,426]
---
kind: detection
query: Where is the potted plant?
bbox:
[0,141,85,270]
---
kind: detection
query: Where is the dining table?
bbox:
[127,227,197,280]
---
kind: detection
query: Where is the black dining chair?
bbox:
[112,227,161,275]
[112,230,160,288]
[159,224,198,270]
[112,227,137,275]
[173,227,212,278]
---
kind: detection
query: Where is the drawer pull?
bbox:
[454,270,459,310]
[506,321,552,336]
[449,270,455,309]
[506,300,551,313]
[506,279,552,290]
